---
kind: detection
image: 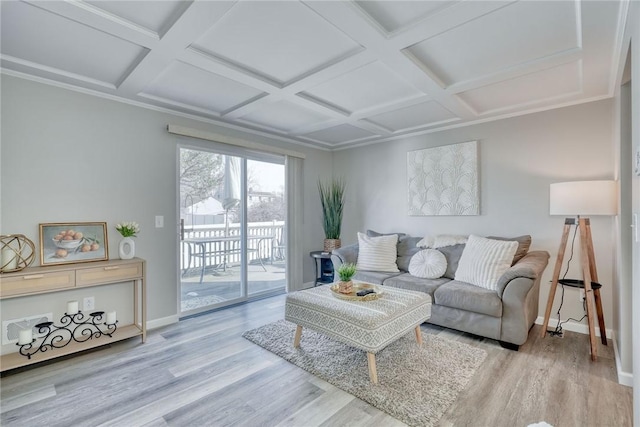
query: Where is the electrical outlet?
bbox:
[83,296,95,311]
[579,289,586,302]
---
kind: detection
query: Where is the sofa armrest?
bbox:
[330,244,359,271]
[496,251,550,298]
[498,250,550,345]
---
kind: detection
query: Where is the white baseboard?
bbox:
[611,334,634,387]
[536,317,633,386]
[147,315,179,330]
[535,316,612,338]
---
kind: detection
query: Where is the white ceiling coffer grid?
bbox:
[0,0,629,150]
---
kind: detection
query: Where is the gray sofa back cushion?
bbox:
[366,229,407,238]
[397,236,422,271]
[437,244,466,279]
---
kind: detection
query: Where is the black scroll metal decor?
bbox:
[17,311,118,359]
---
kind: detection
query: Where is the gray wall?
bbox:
[333,99,616,329]
[0,76,331,334]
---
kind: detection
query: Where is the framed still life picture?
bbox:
[39,222,109,266]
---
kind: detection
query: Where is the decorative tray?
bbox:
[329,283,383,301]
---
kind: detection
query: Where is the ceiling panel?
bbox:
[85,0,190,35]
[191,1,361,85]
[302,61,423,113]
[303,124,376,144]
[365,100,458,131]
[0,1,147,86]
[140,61,265,114]
[239,100,331,132]
[457,61,582,114]
[355,1,457,34]
[0,0,627,149]
[404,1,579,87]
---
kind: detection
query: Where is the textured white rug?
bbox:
[243,320,487,427]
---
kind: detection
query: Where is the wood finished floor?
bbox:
[0,294,632,427]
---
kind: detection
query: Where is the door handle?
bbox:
[180,219,185,241]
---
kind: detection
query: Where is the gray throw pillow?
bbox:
[437,244,466,279]
[486,235,532,265]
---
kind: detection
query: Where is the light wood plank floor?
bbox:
[0,294,632,427]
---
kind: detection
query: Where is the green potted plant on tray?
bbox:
[318,177,346,252]
[337,262,357,294]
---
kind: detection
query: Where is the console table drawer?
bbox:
[0,271,75,297]
[76,262,143,286]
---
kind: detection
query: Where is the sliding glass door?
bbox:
[178,146,286,316]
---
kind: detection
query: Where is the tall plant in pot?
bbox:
[318,177,346,252]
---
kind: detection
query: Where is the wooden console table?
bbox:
[0,258,146,372]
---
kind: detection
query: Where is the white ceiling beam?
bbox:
[117,1,238,96]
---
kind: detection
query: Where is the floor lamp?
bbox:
[541,180,617,361]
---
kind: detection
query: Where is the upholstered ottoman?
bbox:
[285,284,432,384]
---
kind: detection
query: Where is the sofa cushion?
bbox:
[409,249,447,279]
[437,244,466,279]
[382,273,449,298]
[356,232,399,272]
[486,235,532,265]
[354,270,402,285]
[434,280,503,317]
[454,235,518,291]
[396,236,421,271]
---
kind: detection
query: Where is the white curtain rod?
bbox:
[167,124,306,159]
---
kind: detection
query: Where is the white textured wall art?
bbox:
[407,140,479,216]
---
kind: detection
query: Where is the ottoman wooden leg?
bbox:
[415,325,423,345]
[293,325,303,348]
[367,353,378,384]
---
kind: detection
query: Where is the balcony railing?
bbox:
[180,220,284,272]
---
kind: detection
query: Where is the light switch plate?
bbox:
[155,215,164,228]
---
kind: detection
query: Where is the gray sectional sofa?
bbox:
[330,231,550,350]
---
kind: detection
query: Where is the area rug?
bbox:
[242,320,487,427]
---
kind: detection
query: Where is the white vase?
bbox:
[118,237,135,260]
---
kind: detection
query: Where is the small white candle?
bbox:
[18,329,32,345]
[1,247,17,271]
[67,300,79,315]
[106,311,117,324]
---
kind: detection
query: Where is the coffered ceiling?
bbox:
[0,1,629,149]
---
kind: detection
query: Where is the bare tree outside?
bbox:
[180,149,224,206]
[180,151,285,224]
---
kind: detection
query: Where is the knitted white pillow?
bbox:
[356,232,399,272]
[454,235,518,291]
[433,234,468,248]
[408,249,447,279]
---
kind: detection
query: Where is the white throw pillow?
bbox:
[433,234,468,248]
[454,235,518,291]
[408,249,447,279]
[356,232,399,272]
[416,235,434,248]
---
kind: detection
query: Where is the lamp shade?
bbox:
[550,180,618,216]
